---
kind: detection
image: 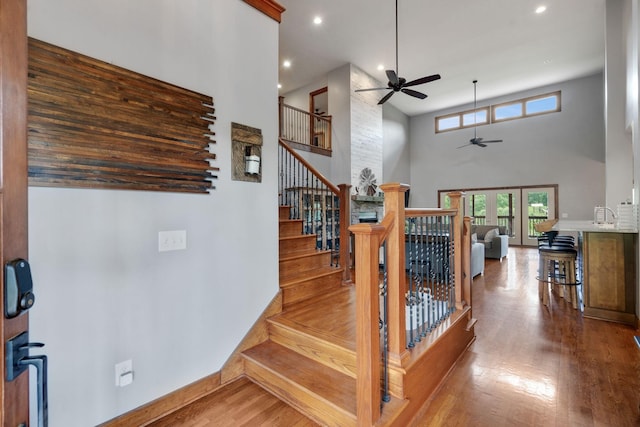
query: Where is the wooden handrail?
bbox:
[278,138,339,194]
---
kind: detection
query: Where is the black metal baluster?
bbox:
[380,241,391,404]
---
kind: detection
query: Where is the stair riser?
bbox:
[281,270,343,308]
[244,359,355,427]
[279,252,332,276]
[279,235,317,256]
[279,206,291,221]
[269,322,356,378]
[279,220,302,237]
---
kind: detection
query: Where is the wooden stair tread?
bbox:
[279,249,332,263]
[280,265,343,286]
[269,313,356,354]
[274,287,356,350]
[243,340,356,419]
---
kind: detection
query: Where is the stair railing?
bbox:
[279,97,332,153]
[349,184,468,426]
[278,138,351,282]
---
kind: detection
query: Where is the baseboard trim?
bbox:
[98,372,222,427]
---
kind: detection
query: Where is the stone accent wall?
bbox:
[350,65,383,197]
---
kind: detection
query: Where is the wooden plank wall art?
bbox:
[27,38,217,193]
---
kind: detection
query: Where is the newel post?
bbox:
[339,183,352,284]
[448,191,465,309]
[380,183,410,359]
[349,223,384,426]
[462,215,472,309]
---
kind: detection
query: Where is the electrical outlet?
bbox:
[158,230,187,252]
[115,359,133,387]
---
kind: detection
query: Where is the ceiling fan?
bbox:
[355,0,441,105]
[458,80,503,148]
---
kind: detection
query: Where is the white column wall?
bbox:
[606,0,635,206]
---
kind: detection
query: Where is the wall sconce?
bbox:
[245,146,261,175]
[232,122,262,183]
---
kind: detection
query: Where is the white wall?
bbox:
[328,64,352,186]
[27,1,279,425]
[383,103,411,188]
[605,0,635,206]
[409,73,606,221]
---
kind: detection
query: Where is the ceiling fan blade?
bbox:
[355,87,390,92]
[386,70,399,86]
[378,91,395,105]
[403,74,441,87]
[456,143,471,149]
[470,137,482,144]
[401,88,427,99]
[477,143,487,148]
[479,139,503,143]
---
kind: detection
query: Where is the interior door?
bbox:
[522,187,557,246]
[1,0,30,425]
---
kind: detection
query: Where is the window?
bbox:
[492,91,560,123]
[435,90,561,132]
[436,114,460,132]
[493,102,523,121]
[436,107,489,133]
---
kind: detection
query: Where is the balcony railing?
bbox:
[473,215,549,238]
[278,97,332,155]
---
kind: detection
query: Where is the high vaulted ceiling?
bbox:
[277,0,606,116]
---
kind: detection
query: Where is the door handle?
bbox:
[6,332,48,427]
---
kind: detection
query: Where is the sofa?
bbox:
[471,240,485,277]
[472,224,509,260]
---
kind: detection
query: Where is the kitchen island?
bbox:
[554,220,637,326]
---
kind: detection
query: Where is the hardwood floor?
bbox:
[153,247,640,426]
[417,247,640,427]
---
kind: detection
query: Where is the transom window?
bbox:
[435,90,561,133]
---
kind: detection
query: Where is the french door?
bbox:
[440,185,558,247]
[521,187,557,246]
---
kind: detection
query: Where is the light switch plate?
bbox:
[115,359,133,387]
[158,230,187,252]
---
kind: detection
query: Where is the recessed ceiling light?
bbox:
[278,83,282,89]
[377,64,385,71]
[283,60,291,68]
[313,16,322,25]
[535,5,547,14]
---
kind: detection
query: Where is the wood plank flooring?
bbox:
[153,247,640,426]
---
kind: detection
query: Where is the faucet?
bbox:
[594,206,617,224]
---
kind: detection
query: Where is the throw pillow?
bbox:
[471,233,478,244]
[484,227,499,242]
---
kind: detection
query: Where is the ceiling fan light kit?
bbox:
[355,0,440,105]
[457,80,503,149]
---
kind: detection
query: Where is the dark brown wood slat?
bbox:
[29,115,212,153]
[27,37,216,193]
[27,71,213,129]
[29,126,213,163]
[29,38,211,104]
[28,96,210,143]
[28,168,215,193]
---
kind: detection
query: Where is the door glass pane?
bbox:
[442,195,451,209]
[497,192,515,236]
[471,194,486,224]
[528,192,549,237]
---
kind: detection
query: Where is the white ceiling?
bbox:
[277,0,606,116]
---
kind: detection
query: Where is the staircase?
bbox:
[242,205,358,425]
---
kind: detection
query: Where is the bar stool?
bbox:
[538,246,580,309]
